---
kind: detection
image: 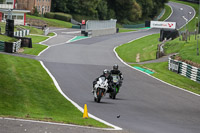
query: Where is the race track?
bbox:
[37,2,200,133]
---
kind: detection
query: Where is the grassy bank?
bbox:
[164,35,200,64]
[131,62,200,94]
[27,15,73,28]
[0,35,17,42]
[0,53,108,128]
[116,34,160,63]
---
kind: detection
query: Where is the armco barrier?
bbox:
[169,56,200,83]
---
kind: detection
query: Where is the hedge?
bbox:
[44,12,72,22]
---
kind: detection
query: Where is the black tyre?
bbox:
[97,89,102,103]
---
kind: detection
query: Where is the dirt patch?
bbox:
[17,48,24,53]
[175,56,200,68]
[136,53,140,63]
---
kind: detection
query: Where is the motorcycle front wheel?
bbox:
[96,89,103,103]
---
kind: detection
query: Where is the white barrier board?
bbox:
[150,21,176,29]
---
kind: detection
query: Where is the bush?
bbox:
[54,12,72,22]
[44,12,55,19]
[44,12,72,22]
[72,14,97,22]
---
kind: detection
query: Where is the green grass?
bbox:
[23,26,44,35]
[119,28,136,33]
[0,53,108,128]
[159,4,172,21]
[170,0,198,31]
[27,15,73,28]
[23,44,47,55]
[164,35,200,64]
[131,62,200,94]
[0,35,18,42]
[116,34,160,63]
[47,32,55,36]
[22,35,48,55]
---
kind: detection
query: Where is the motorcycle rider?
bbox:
[92,69,113,93]
[110,64,123,87]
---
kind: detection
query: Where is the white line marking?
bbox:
[62,31,81,34]
[40,61,123,130]
[0,117,117,131]
[38,46,51,56]
[39,32,57,45]
[113,38,200,97]
[165,3,174,21]
[49,28,70,32]
[66,36,77,43]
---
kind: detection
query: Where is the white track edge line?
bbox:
[39,32,57,45]
[113,39,200,97]
[165,3,174,21]
[0,117,117,131]
[38,46,51,56]
[40,61,123,130]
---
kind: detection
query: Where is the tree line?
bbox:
[51,0,169,23]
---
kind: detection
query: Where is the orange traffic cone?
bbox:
[83,104,89,119]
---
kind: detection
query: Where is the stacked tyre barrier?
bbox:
[14,30,30,37]
[179,62,200,82]
[0,41,5,52]
[13,39,21,52]
[5,39,21,53]
[0,40,21,53]
[169,56,200,83]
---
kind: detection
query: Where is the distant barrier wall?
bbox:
[84,19,117,37]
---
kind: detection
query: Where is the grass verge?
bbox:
[116,34,159,63]
[159,4,172,21]
[131,62,200,94]
[0,53,109,128]
[22,35,48,55]
[164,35,200,64]
[119,28,136,33]
[0,35,18,42]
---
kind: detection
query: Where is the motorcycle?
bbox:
[109,74,121,99]
[93,77,108,103]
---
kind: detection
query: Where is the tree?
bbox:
[51,0,69,13]
[97,0,108,20]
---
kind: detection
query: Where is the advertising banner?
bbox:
[150,21,176,29]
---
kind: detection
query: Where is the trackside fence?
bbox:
[169,56,200,83]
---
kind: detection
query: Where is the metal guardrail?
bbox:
[169,56,200,83]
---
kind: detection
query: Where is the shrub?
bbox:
[54,12,72,22]
[44,12,55,19]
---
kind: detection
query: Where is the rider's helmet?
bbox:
[113,64,118,70]
[103,69,109,78]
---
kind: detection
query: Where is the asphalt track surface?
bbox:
[1,2,200,133]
